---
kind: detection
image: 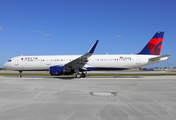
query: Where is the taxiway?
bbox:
[0,76,176,120]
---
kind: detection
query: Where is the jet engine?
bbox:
[49,66,74,75]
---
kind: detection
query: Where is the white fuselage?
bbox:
[3,54,168,71]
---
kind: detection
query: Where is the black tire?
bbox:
[81,73,86,78]
[76,73,81,78]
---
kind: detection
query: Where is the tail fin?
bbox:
[138,32,164,55]
[139,67,143,70]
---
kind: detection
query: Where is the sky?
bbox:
[0,0,176,68]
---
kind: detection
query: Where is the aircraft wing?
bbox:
[64,40,99,70]
[149,54,171,62]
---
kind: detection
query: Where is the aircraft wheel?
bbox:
[81,73,86,78]
[19,71,22,78]
[76,73,81,78]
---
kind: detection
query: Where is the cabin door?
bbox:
[15,59,19,66]
[136,56,141,64]
[46,57,51,65]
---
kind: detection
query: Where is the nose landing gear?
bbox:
[19,71,22,77]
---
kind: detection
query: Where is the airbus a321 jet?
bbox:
[3,32,170,78]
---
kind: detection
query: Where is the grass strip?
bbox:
[0,73,176,76]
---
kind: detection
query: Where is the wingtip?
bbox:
[88,40,99,54]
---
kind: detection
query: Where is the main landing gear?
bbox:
[76,72,86,78]
[19,71,22,77]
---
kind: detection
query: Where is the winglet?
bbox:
[87,40,99,54]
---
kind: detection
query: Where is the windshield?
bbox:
[8,60,12,62]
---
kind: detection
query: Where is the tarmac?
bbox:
[0,76,176,120]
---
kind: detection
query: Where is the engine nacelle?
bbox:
[49,66,74,76]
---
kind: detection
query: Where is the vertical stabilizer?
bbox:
[139,67,143,70]
[138,32,164,55]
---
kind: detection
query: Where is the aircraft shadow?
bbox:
[45,76,76,80]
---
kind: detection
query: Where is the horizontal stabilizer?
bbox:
[149,54,171,62]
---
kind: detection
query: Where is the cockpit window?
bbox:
[8,60,12,62]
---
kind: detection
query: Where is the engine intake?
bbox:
[49,66,74,76]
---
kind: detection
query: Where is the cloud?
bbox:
[115,35,122,37]
[35,30,52,36]
[168,60,176,63]
[35,30,44,33]
[172,3,176,6]
[0,27,3,30]
[1,55,9,58]
[135,47,141,50]
[95,51,106,54]
[45,33,52,36]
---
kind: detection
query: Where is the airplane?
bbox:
[139,67,154,71]
[3,32,171,78]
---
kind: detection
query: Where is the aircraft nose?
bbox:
[3,62,7,69]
